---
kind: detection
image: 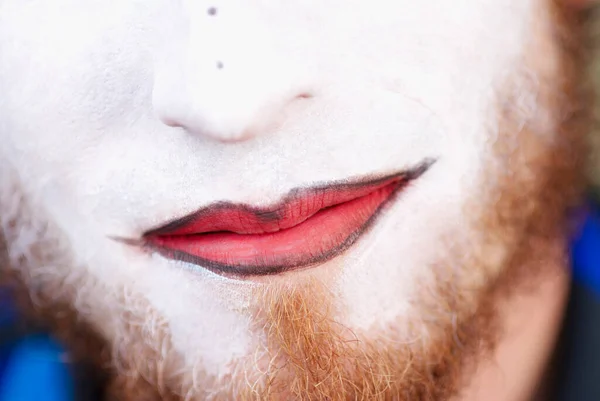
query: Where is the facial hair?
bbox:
[0,1,590,400]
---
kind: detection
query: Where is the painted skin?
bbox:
[0,0,589,399]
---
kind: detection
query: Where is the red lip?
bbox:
[139,162,431,277]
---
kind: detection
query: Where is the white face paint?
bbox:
[0,0,569,397]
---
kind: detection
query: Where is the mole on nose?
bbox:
[152,6,313,143]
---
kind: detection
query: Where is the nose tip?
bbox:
[154,76,313,143]
[151,1,321,143]
[151,3,317,143]
[152,27,315,143]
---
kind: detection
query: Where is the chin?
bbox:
[0,0,590,400]
[0,101,586,401]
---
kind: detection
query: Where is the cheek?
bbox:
[336,154,482,331]
[0,2,153,169]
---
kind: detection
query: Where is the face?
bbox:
[0,0,587,400]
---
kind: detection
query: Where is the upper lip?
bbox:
[114,159,435,277]
[142,160,434,238]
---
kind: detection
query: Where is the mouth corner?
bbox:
[119,158,435,278]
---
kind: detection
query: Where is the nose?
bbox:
[152,4,314,143]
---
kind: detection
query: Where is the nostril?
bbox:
[159,115,182,128]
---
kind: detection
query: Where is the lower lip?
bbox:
[145,181,402,276]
